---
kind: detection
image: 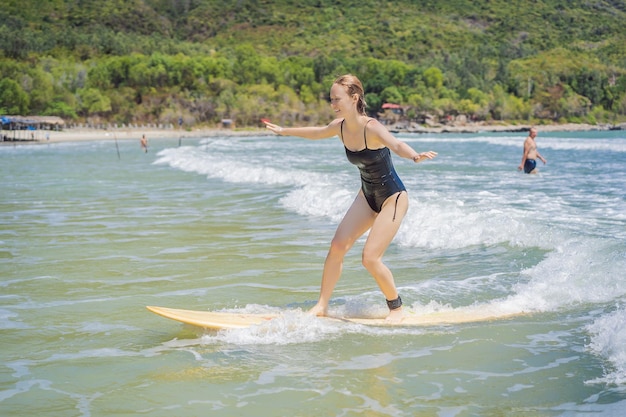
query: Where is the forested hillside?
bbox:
[1,0,625,128]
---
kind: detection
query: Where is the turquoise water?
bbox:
[1,129,625,416]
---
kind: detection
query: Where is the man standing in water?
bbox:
[518,127,546,174]
[140,134,148,153]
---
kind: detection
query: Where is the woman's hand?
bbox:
[263,120,284,135]
[412,151,438,163]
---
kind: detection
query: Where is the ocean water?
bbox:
[1,128,625,416]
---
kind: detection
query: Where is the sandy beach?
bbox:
[0,126,266,145]
[1,122,621,145]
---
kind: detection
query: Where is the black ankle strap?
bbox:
[386,295,402,310]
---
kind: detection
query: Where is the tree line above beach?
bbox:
[1,0,626,129]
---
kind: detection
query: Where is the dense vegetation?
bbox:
[1,0,626,128]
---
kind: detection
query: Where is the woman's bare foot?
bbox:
[308,303,328,317]
[385,307,404,324]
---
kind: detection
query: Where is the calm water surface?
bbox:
[1,129,625,416]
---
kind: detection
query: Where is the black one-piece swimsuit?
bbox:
[340,119,406,219]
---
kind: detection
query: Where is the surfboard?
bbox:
[146,305,523,330]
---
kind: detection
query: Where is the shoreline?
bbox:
[0,127,258,145]
[1,122,623,145]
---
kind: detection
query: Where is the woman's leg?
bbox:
[361,191,409,322]
[309,191,375,316]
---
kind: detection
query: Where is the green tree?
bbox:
[423,67,444,91]
[0,78,30,114]
[232,44,262,85]
[198,55,232,83]
[236,83,277,125]
[570,67,607,107]
[23,67,55,114]
[457,99,480,119]
[380,86,403,104]
[45,100,78,119]
[299,84,316,106]
[490,84,508,121]
[275,84,302,126]
[86,62,112,90]
[107,86,136,123]
[464,87,490,119]
[280,57,316,93]
[77,88,112,116]
[215,83,237,120]
[365,92,382,114]
[558,85,591,120]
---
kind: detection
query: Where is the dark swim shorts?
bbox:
[523,159,536,174]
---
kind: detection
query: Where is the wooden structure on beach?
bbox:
[1,115,65,141]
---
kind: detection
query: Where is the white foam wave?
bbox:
[155,142,546,251]
[205,310,346,345]
[506,238,626,312]
[279,186,353,222]
[188,299,525,346]
[402,134,626,152]
[585,306,626,385]
[155,146,330,189]
[397,195,532,249]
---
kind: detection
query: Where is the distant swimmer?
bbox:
[140,134,148,153]
[518,127,546,174]
[265,74,437,323]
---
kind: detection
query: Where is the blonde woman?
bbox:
[265,74,437,322]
